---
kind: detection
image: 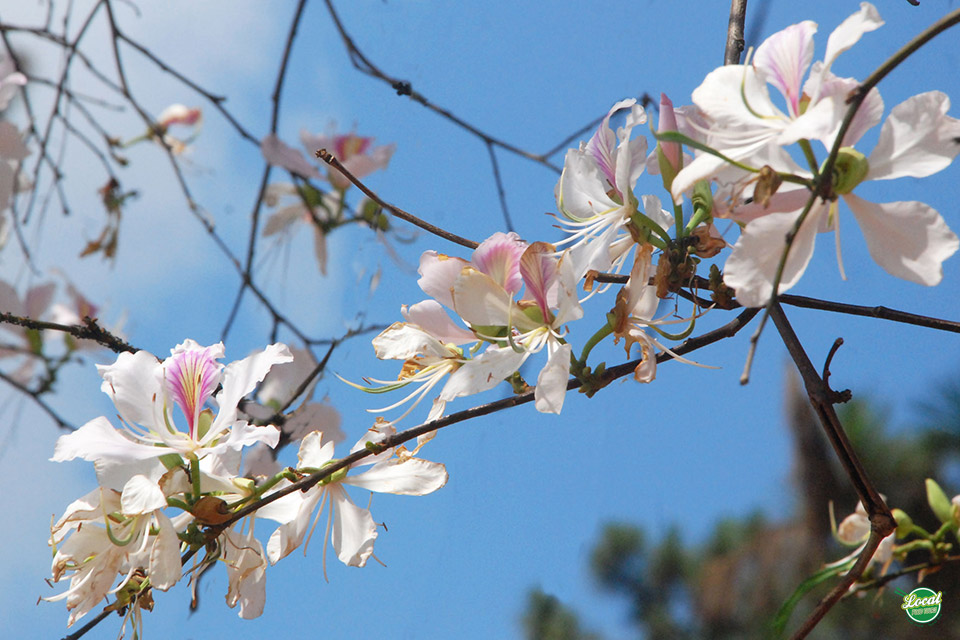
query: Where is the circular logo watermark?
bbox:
[900,587,943,624]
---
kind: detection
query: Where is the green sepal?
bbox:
[892,508,914,539]
[926,478,954,525]
[159,452,185,470]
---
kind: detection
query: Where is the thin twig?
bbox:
[322,0,561,173]
[0,370,76,431]
[316,149,479,249]
[0,313,136,353]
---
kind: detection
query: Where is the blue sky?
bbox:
[2,1,960,638]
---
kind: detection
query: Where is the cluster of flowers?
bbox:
[46,341,446,631]
[41,2,960,632]
[359,2,960,423]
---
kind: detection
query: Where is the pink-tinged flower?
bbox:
[671,3,884,200]
[417,231,528,310]
[266,428,447,575]
[451,243,584,414]
[157,104,202,129]
[724,91,960,307]
[300,128,395,191]
[0,279,55,383]
[51,340,293,488]
[130,104,203,155]
[45,475,186,626]
[555,99,663,279]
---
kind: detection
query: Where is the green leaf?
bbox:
[771,562,851,638]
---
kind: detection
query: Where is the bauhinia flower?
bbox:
[266,427,447,576]
[451,241,584,414]
[723,90,960,306]
[671,2,885,199]
[52,340,293,487]
[45,474,187,626]
[555,98,669,279]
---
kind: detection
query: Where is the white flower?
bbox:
[671,3,885,200]
[52,340,293,488]
[266,428,447,575]
[724,91,960,306]
[45,474,186,626]
[555,99,669,279]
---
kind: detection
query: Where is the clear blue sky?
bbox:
[2,1,960,638]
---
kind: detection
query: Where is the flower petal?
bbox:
[260,134,321,179]
[346,458,448,495]
[534,341,572,414]
[329,485,377,567]
[754,20,817,118]
[723,205,824,307]
[845,193,959,286]
[417,250,468,310]
[868,91,960,181]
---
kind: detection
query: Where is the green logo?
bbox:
[899,587,943,624]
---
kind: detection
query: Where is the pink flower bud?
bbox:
[658,93,681,172]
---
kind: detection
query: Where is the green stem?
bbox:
[673,201,684,240]
[188,453,201,502]
[797,139,820,178]
[579,321,614,365]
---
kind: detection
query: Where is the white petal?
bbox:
[845,193,959,286]
[149,511,183,590]
[417,251,468,310]
[534,342,572,414]
[868,91,960,181]
[451,267,518,329]
[330,485,377,567]
[438,346,526,402]
[120,474,167,514]
[97,350,165,433]
[402,300,475,344]
[555,148,620,221]
[52,416,161,463]
[723,205,824,307]
[346,458,448,495]
[822,3,883,74]
[754,20,817,117]
[260,134,321,179]
[372,322,456,361]
[266,489,319,564]
[210,343,293,436]
[297,430,336,468]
